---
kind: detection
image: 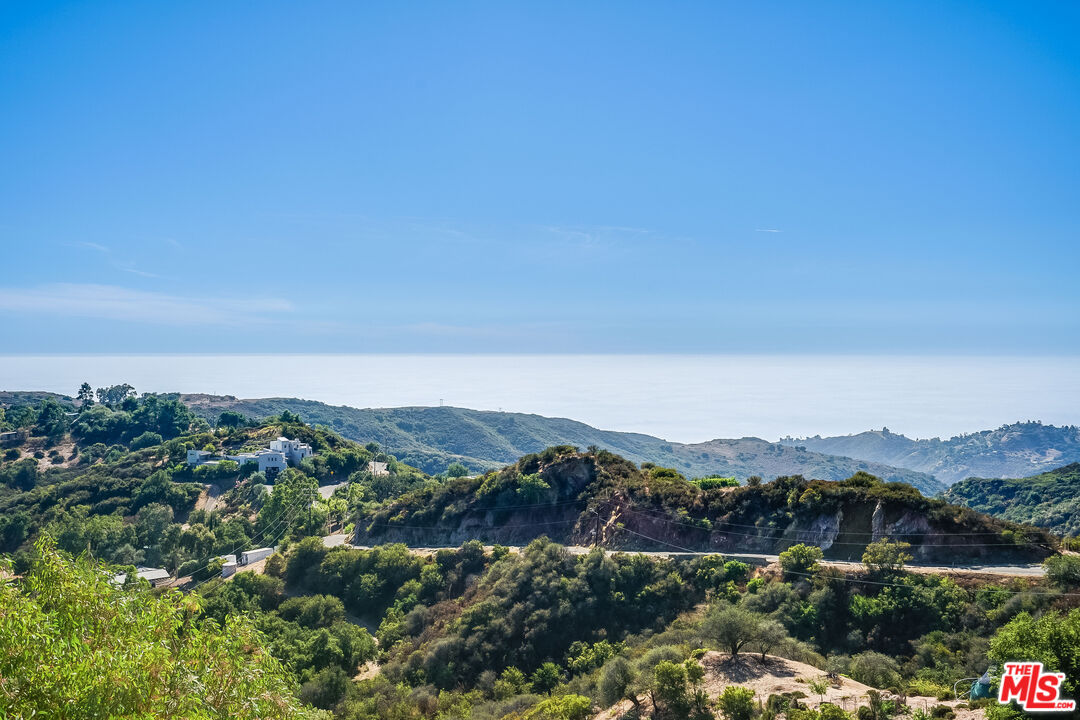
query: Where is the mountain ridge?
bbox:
[780,421,1080,485]
[943,462,1080,537]
[179,394,946,493]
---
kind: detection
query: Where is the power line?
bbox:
[184,484,318,594]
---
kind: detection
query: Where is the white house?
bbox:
[270,437,313,464]
[368,460,390,476]
[188,436,312,478]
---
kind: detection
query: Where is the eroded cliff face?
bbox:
[357,453,1054,564]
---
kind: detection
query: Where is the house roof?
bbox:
[137,567,171,581]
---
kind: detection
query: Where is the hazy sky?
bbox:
[2,2,1078,353]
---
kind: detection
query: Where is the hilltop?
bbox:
[944,463,1080,537]
[357,446,1055,564]
[0,388,429,574]
[781,422,1080,485]
[178,394,945,493]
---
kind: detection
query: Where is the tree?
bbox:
[446,462,469,478]
[1044,554,1080,589]
[135,503,174,548]
[648,659,710,720]
[130,431,163,450]
[0,537,326,719]
[517,473,552,503]
[754,618,788,662]
[96,383,136,407]
[599,656,641,710]
[861,540,913,574]
[0,512,32,552]
[76,382,95,407]
[779,543,823,578]
[218,410,247,429]
[718,686,756,720]
[494,667,530,700]
[530,662,564,695]
[990,609,1080,717]
[34,398,69,439]
[703,603,761,658]
[279,409,303,424]
[809,677,830,704]
[2,459,38,491]
[848,652,901,689]
[725,560,751,583]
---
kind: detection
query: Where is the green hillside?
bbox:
[943,463,1080,537]
[180,395,945,494]
[358,446,1054,564]
[2,390,1078,720]
[783,422,1080,485]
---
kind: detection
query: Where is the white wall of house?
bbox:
[256,450,287,474]
[187,449,211,465]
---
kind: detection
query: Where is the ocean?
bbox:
[2,354,1077,443]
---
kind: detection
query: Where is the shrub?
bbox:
[0,538,323,719]
[821,704,852,720]
[1044,554,1080,589]
[524,694,592,720]
[697,476,740,490]
[848,652,901,689]
[862,540,913,574]
[718,686,756,720]
[779,543,823,578]
[130,431,164,450]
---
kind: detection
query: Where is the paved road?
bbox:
[318,482,348,500]
[320,534,1046,577]
[196,483,223,514]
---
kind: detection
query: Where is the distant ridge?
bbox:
[179,394,945,494]
[944,463,1080,536]
[780,421,1080,485]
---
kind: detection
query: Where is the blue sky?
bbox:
[1,1,1078,353]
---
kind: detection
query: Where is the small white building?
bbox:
[220,554,238,578]
[187,449,212,465]
[113,567,171,587]
[368,460,390,476]
[240,547,275,565]
[139,568,171,586]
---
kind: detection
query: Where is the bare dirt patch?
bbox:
[597,653,983,720]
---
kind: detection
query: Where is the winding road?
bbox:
[321,534,1046,577]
